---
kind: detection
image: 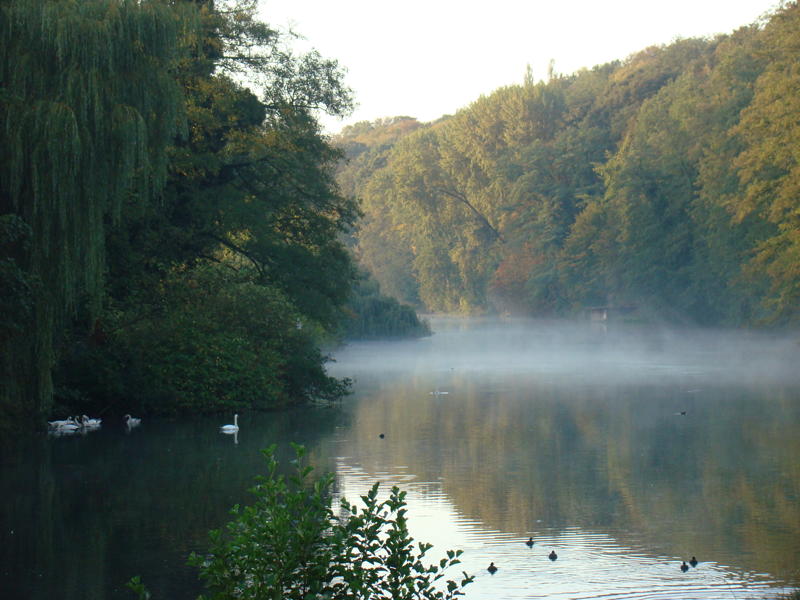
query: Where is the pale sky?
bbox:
[258,0,782,133]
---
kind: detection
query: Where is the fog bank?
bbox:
[331,317,800,386]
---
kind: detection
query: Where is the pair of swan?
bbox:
[48,416,78,429]
[48,417,80,432]
[48,415,101,430]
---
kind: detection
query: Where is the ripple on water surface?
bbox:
[334,464,792,600]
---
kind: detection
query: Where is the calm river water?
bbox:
[1,317,799,599]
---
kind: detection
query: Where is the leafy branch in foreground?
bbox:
[184,444,473,600]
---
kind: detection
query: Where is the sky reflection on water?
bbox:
[333,463,792,600]
[326,317,800,599]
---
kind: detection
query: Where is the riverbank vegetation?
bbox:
[129,445,473,600]
[336,2,800,327]
[0,0,426,431]
[341,271,432,340]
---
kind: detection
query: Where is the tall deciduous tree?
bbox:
[340,3,799,326]
[62,0,360,416]
[728,2,800,323]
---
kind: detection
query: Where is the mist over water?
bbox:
[334,316,799,384]
[327,316,800,600]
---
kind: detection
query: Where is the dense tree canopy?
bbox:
[336,2,800,327]
[56,0,365,421]
[3,0,423,430]
[1,0,195,426]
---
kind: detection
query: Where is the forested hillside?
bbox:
[1,0,371,430]
[336,2,800,326]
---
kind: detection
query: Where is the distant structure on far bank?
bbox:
[587,305,638,323]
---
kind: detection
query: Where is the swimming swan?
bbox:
[48,417,78,429]
[81,415,102,428]
[124,414,141,427]
[48,417,80,433]
[220,414,239,433]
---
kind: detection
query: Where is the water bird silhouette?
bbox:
[681,561,689,572]
[689,556,698,567]
[526,537,534,547]
[487,562,497,574]
[379,433,385,438]
[549,550,558,561]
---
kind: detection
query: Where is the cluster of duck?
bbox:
[681,556,699,571]
[486,538,559,575]
[47,414,140,436]
[487,539,699,574]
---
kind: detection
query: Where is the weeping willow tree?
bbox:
[0,0,196,429]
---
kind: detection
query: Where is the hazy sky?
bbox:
[259,0,782,133]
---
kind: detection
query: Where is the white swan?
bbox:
[48,417,80,433]
[80,415,102,428]
[124,414,141,428]
[220,414,239,433]
[48,424,79,436]
[48,416,77,429]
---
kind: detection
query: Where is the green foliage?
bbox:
[0,215,37,343]
[126,576,151,600]
[726,3,800,323]
[98,1,359,412]
[56,266,348,416]
[340,3,800,326]
[187,444,473,600]
[0,0,195,427]
[157,1,360,329]
[342,272,431,340]
[3,0,363,428]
